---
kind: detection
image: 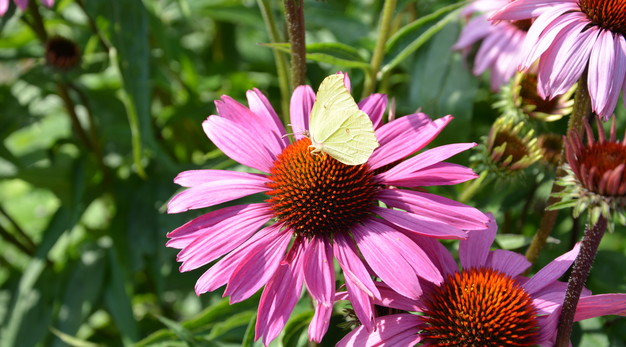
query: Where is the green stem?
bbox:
[362,0,397,98]
[258,0,291,126]
[26,0,48,42]
[459,170,489,203]
[555,216,607,347]
[283,0,306,88]
[0,206,36,252]
[525,74,591,264]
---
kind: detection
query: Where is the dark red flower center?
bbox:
[576,141,626,195]
[420,267,540,347]
[519,73,562,115]
[265,138,377,237]
[512,19,532,32]
[579,0,626,35]
[45,36,81,70]
[494,131,528,164]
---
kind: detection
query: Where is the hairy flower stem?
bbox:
[284,0,306,88]
[525,74,592,264]
[555,216,607,347]
[363,0,397,98]
[459,170,489,203]
[258,0,291,125]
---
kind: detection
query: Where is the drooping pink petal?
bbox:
[574,294,626,321]
[194,224,279,295]
[0,0,9,15]
[173,169,268,188]
[385,162,478,187]
[459,214,496,269]
[246,88,288,144]
[336,314,422,347]
[167,173,269,213]
[588,31,626,120]
[202,116,277,173]
[378,142,476,183]
[407,234,459,277]
[353,219,443,299]
[41,0,54,6]
[368,114,452,170]
[303,236,335,305]
[256,240,306,345]
[309,302,333,343]
[453,15,493,50]
[474,26,510,75]
[490,0,573,22]
[225,225,292,303]
[358,93,387,128]
[374,206,467,239]
[522,242,581,295]
[487,249,531,277]
[374,283,424,312]
[538,20,598,99]
[172,205,273,271]
[289,85,315,138]
[378,189,489,230]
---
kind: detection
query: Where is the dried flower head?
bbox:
[45,36,81,70]
[537,133,563,168]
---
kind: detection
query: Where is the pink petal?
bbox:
[523,242,581,295]
[256,240,306,345]
[289,85,315,138]
[172,205,273,271]
[246,88,288,144]
[173,169,267,188]
[490,0,572,21]
[368,114,452,170]
[374,283,423,312]
[453,15,493,50]
[588,31,626,120]
[14,0,28,10]
[41,0,54,6]
[374,206,467,239]
[194,224,278,294]
[309,302,332,343]
[336,314,422,347]
[0,0,8,15]
[167,173,269,213]
[378,142,476,183]
[407,234,458,277]
[358,93,387,128]
[574,294,626,321]
[473,26,511,75]
[384,162,478,187]
[225,225,292,303]
[378,189,489,230]
[538,20,598,99]
[202,116,277,173]
[303,236,335,305]
[487,249,531,277]
[353,219,443,299]
[459,214,496,269]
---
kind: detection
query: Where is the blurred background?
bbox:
[0,0,624,346]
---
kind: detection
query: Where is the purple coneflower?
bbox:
[454,0,532,91]
[167,74,488,344]
[492,0,626,120]
[0,0,53,15]
[338,215,626,346]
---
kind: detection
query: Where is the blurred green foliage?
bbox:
[0,0,624,346]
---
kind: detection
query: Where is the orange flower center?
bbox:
[265,138,377,237]
[579,0,626,34]
[420,267,540,346]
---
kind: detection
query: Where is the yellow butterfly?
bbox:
[308,74,380,166]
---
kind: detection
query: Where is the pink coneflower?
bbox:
[0,0,54,15]
[454,0,532,91]
[167,74,489,345]
[492,0,626,120]
[338,215,626,346]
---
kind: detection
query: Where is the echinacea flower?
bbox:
[167,73,489,345]
[338,215,626,346]
[492,0,626,120]
[553,117,626,228]
[506,70,574,122]
[0,0,53,16]
[453,0,532,91]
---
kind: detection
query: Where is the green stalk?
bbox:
[362,0,397,98]
[257,0,291,126]
[459,170,489,203]
[525,74,591,264]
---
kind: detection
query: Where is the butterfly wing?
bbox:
[309,74,379,165]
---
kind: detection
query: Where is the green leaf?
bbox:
[263,42,370,70]
[105,249,140,344]
[495,234,530,250]
[382,2,465,74]
[50,327,104,347]
[281,310,314,347]
[241,315,256,347]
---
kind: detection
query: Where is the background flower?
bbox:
[0,0,53,15]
